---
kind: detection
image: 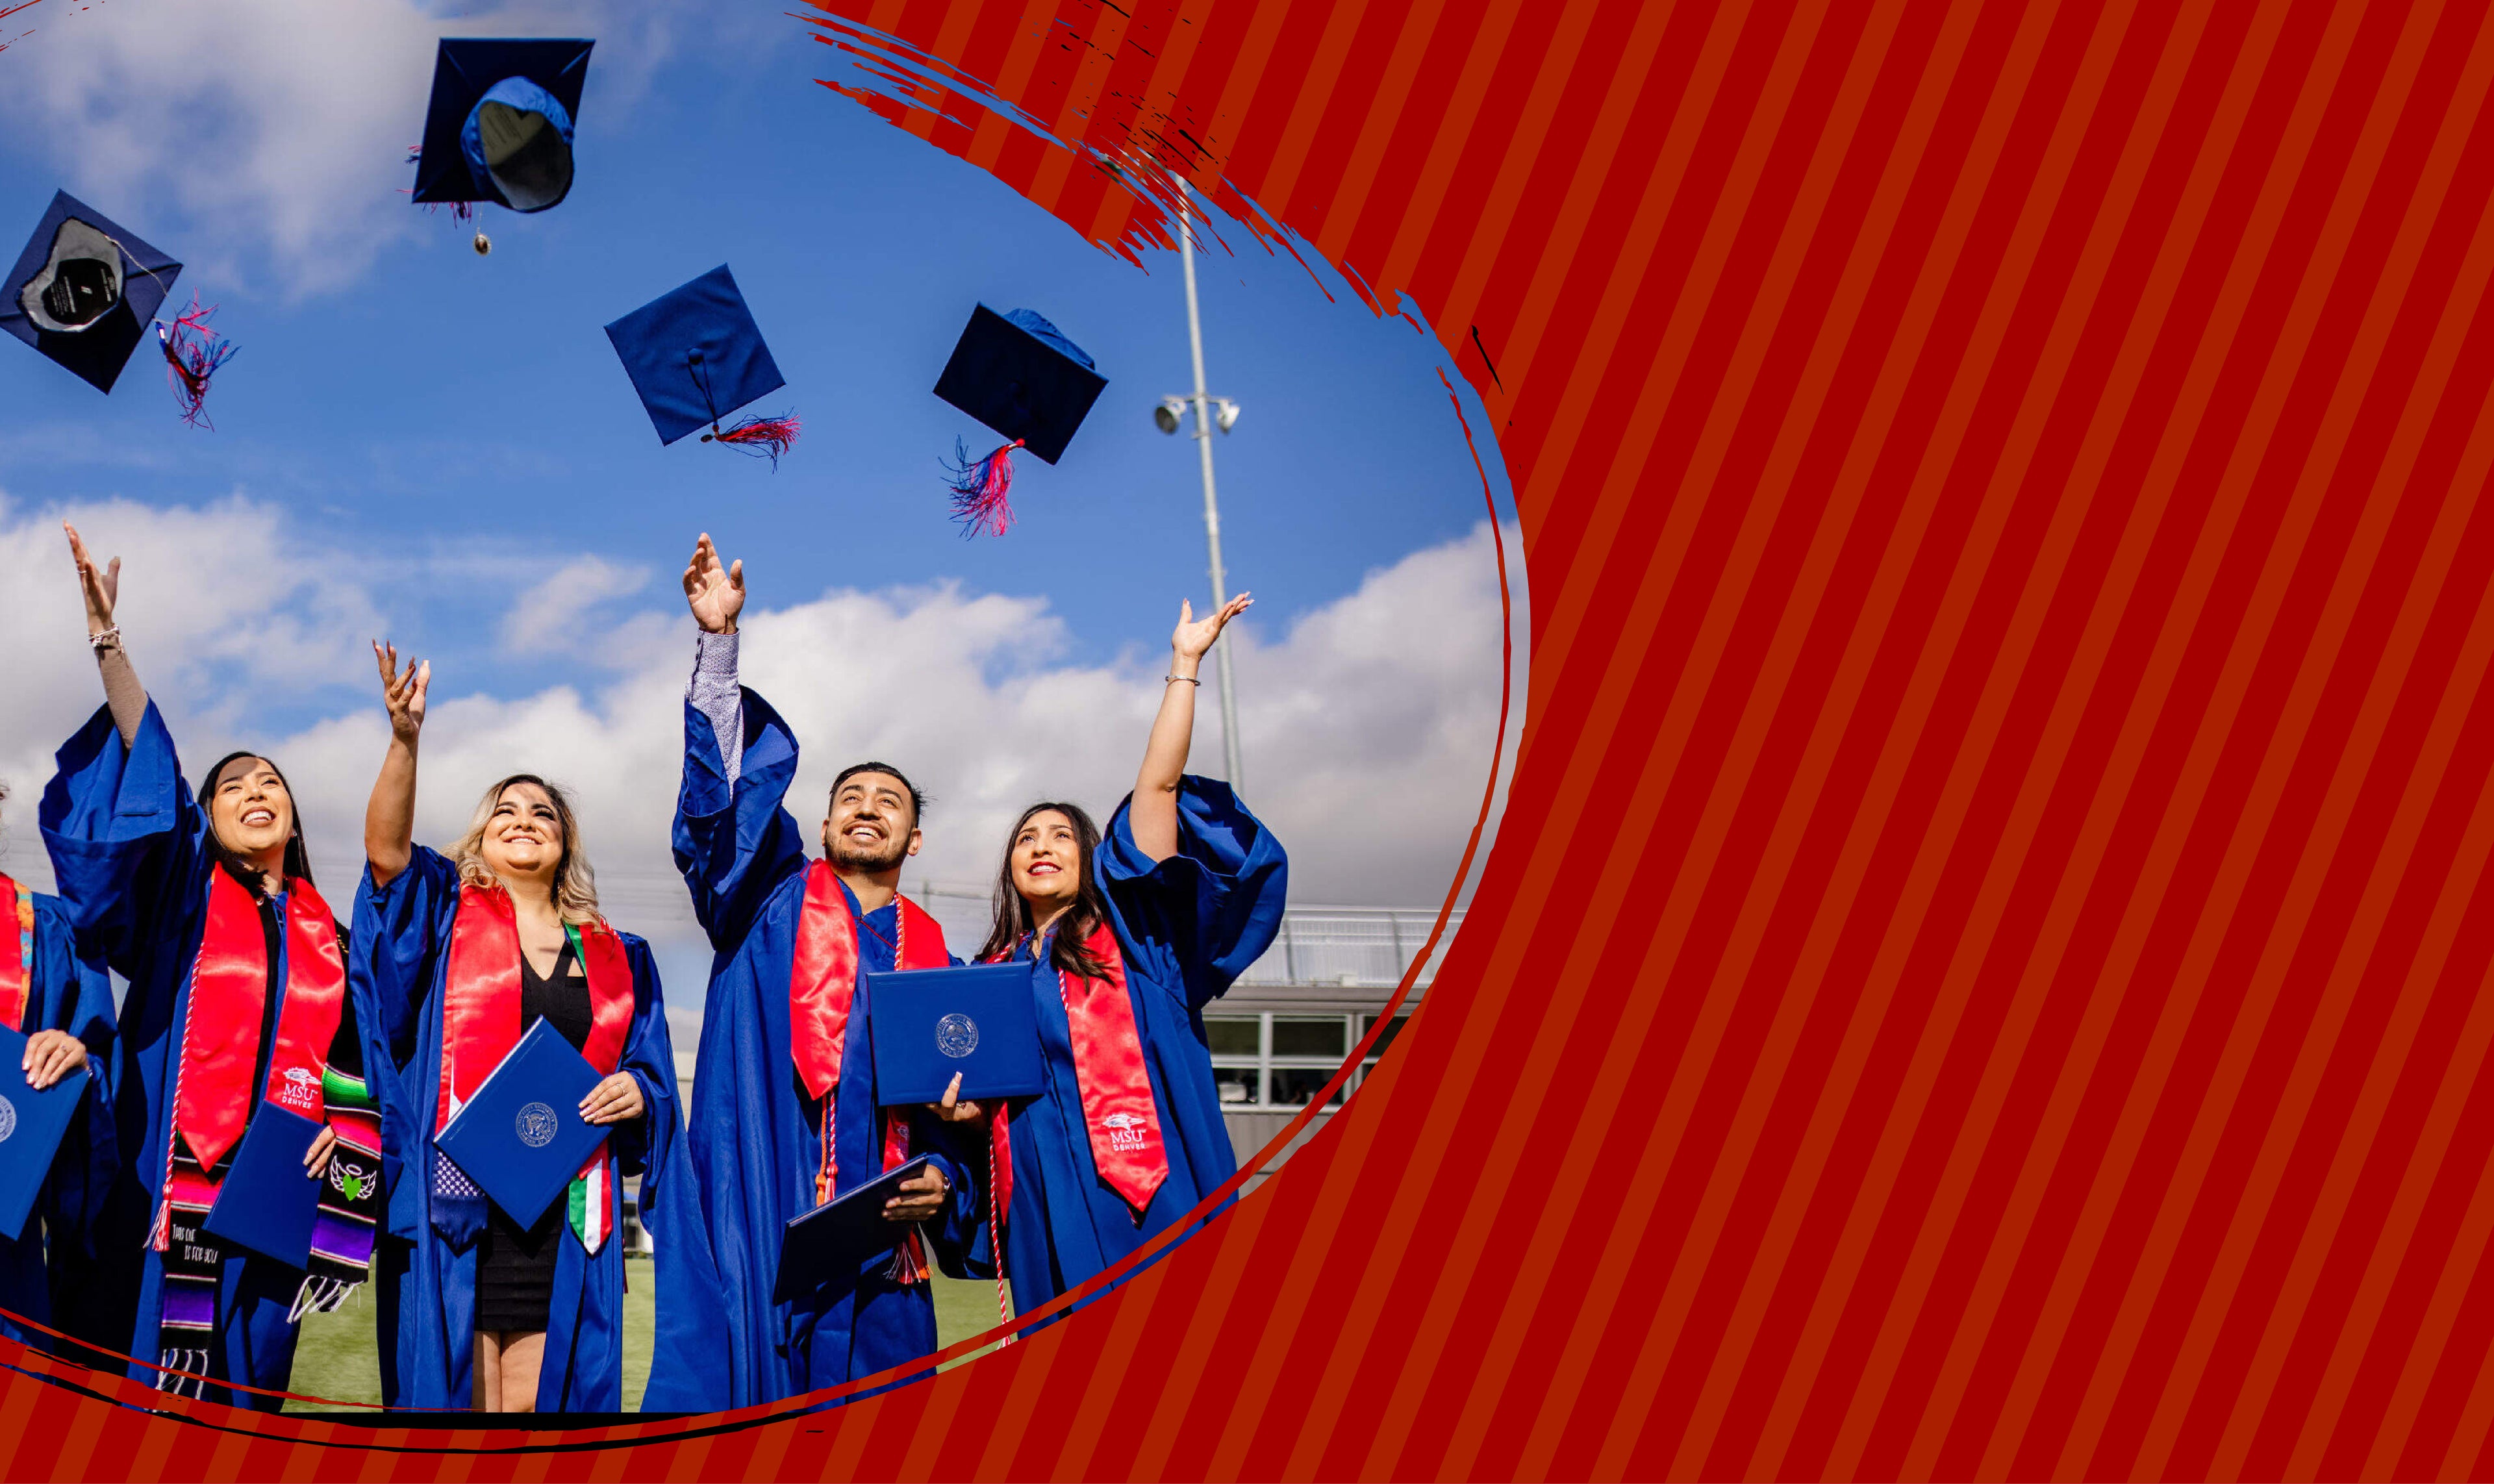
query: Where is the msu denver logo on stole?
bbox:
[515,1102,559,1149]
[1101,1113,1147,1153]
[278,1065,321,1109]
[936,1014,979,1059]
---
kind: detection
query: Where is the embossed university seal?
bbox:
[515,1101,558,1149]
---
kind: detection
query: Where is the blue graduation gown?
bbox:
[355,844,685,1412]
[967,776,1286,1318]
[37,702,397,1411]
[642,690,978,1413]
[0,889,122,1367]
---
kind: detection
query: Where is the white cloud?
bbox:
[0,0,681,297]
[0,496,1522,994]
[0,490,384,748]
[497,553,664,664]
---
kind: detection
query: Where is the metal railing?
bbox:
[595,868,1466,991]
[903,883,1461,988]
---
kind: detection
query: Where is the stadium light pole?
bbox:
[1163,186,1246,792]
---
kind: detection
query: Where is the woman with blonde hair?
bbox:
[356,645,686,1413]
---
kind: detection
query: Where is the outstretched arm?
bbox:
[681,533,748,781]
[364,642,430,890]
[65,523,145,747]
[1129,592,1252,862]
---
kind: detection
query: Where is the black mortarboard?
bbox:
[0,192,182,394]
[410,39,593,212]
[933,305,1106,464]
[604,265,799,464]
[931,306,1107,536]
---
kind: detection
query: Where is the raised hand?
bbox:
[682,533,745,636]
[1171,592,1252,666]
[365,642,428,883]
[64,522,120,636]
[374,642,431,746]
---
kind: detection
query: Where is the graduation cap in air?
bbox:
[932,305,1108,537]
[604,265,800,466]
[1,191,184,395]
[409,38,592,253]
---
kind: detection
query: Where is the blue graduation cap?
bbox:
[410,40,592,219]
[603,264,798,466]
[0,191,183,394]
[932,305,1108,536]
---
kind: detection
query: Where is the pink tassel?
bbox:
[703,412,801,468]
[156,296,236,430]
[944,438,1024,538]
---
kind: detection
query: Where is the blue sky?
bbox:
[0,1,1502,729]
[0,0,1520,993]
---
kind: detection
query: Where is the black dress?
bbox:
[473,938,592,1334]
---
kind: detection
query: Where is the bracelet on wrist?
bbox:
[1165,673,1201,686]
[88,626,121,652]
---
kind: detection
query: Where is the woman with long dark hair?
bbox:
[38,524,393,1410]
[964,593,1288,1322]
[355,645,684,1413]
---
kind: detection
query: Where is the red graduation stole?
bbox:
[790,862,948,1183]
[434,883,635,1241]
[790,861,948,1279]
[155,868,348,1244]
[0,874,28,1033]
[987,920,1168,1230]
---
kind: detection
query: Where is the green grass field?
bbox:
[283,1260,1001,1411]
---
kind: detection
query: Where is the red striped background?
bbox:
[10,0,2494,1476]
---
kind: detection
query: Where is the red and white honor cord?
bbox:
[990,1126,1014,1343]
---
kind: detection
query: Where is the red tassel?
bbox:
[944,438,1024,538]
[702,412,800,468]
[156,296,236,430]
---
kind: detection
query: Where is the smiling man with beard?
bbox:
[642,535,984,1412]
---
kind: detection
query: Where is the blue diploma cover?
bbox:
[435,1020,607,1228]
[773,1153,936,1304]
[0,1024,90,1241]
[865,962,1046,1107]
[201,1101,324,1268]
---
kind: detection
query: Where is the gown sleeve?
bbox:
[327,919,412,1238]
[351,844,463,1067]
[907,1109,988,1277]
[36,699,208,975]
[32,894,118,1256]
[673,687,811,953]
[611,931,715,1404]
[605,935,682,1183]
[1098,776,1291,1014]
